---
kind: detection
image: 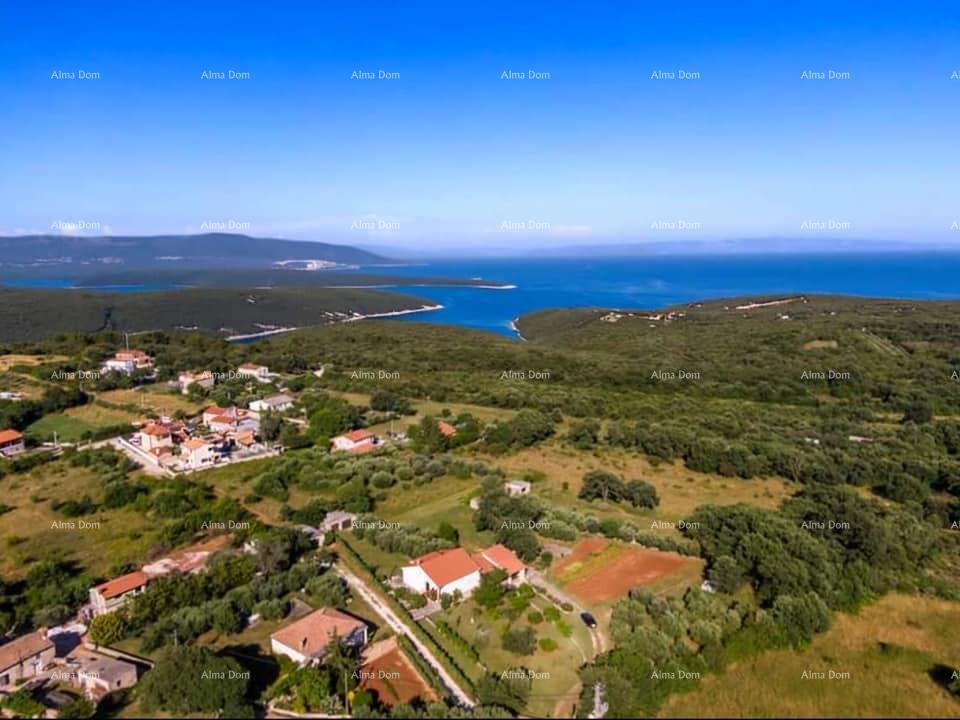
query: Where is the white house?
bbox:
[178,371,215,394]
[504,480,531,497]
[401,548,483,600]
[249,394,294,413]
[237,363,270,382]
[270,608,368,665]
[330,429,378,453]
[181,438,216,470]
[138,424,173,451]
[88,571,151,616]
[102,350,153,375]
[0,429,26,457]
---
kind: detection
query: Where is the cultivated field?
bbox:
[359,638,439,707]
[660,593,960,718]
[0,353,70,371]
[551,537,703,604]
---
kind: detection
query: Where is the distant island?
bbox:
[0,286,442,341]
[0,232,388,276]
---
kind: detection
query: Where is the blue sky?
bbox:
[0,0,958,250]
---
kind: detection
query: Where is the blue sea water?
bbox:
[5,253,960,338]
[375,253,960,336]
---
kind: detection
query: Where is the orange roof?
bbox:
[480,544,525,576]
[271,608,366,658]
[182,438,210,450]
[141,424,171,436]
[344,429,373,442]
[413,548,481,588]
[94,571,150,600]
[437,421,457,437]
[0,429,24,444]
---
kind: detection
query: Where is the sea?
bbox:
[6,253,960,338]
[378,253,960,336]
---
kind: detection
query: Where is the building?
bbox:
[504,479,531,497]
[472,544,527,587]
[319,511,357,534]
[330,429,378,453]
[138,423,173,451]
[0,429,25,457]
[68,649,138,699]
[270,608,368,665]
[402,545,527,599]
[178,371,215,394]
[236,363,270,382]
[102,350,153,375]
[437,421,457,437]
[401,548,483,599]
[0,631,56,688]
[0,391,24,401]
[89,571,151,616]
[181,438,216,470]
[202,406,259,434]
[249,393,294,413]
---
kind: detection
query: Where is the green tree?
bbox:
[139,645,253,716]
[88,611,129,646]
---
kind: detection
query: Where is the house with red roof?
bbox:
[0,429,25,457]
[330,429,380,453]
[270,607,368,665]
[437,421,457,437]
[400,544,526,600]
[88,571,151,616]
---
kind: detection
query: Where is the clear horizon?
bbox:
[2,1,958,249]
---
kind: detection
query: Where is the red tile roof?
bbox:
[94,571,150,600]
[0,429,24,444]
[141,424,171,436]
[271,608,366,658]
[480,544,525,576]
[344,429,373,442]
[413,548,481,588]
[437,421,457,437]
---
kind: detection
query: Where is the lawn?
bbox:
[25,413,96,442]
[377,474,494,550]
[660,593,960,718]
[426,592,593,718]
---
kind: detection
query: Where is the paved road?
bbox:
[336,564,475,708]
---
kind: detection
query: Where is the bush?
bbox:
[539,637,558,652]
[527,610,544,625]
[502,626,537,655]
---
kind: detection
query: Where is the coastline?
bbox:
[226,303,444,341]
[344,303,444,322]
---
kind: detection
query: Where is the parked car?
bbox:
[580,611,598,629]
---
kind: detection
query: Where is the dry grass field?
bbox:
[495,444,795,539]
[98,385,204,416]
[661,593,960,718]
[0,462,162,580]
[0,353,70,371]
